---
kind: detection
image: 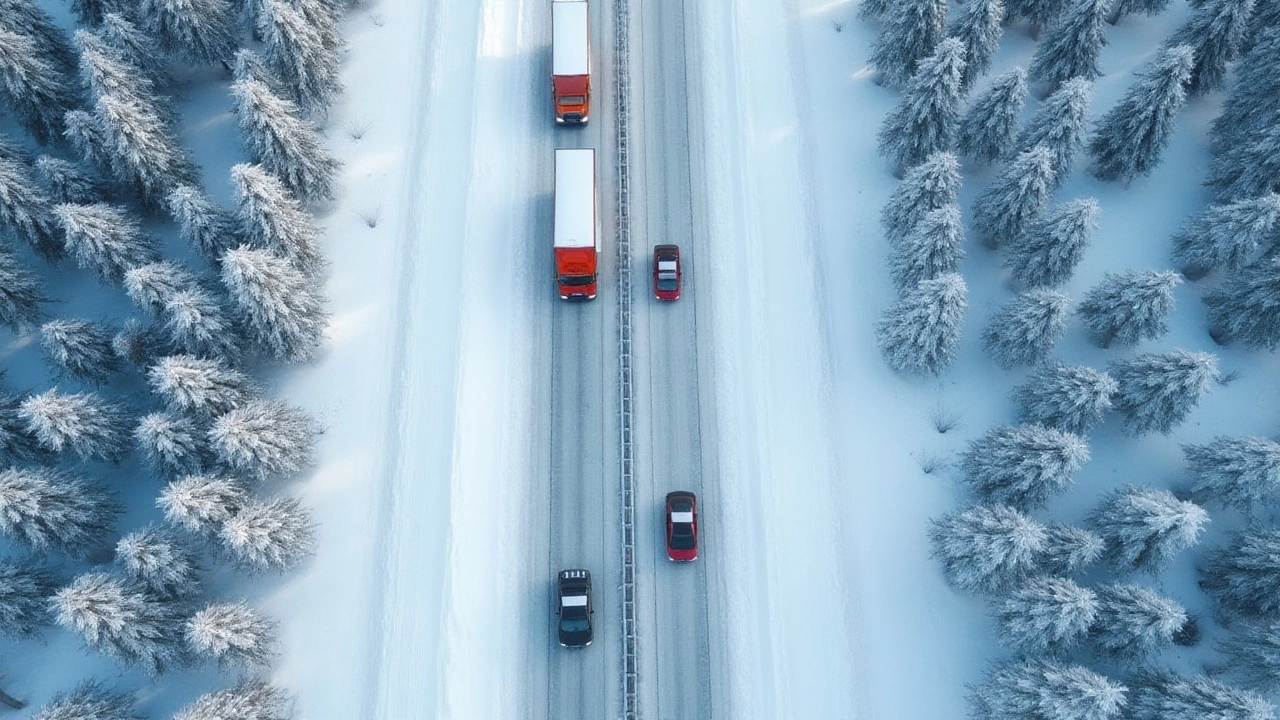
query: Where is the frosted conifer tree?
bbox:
[232,47,275,88]
[1090,486,1208,573]
[1039,522,1105,574]
[93,92,198,207]
[0,133,31,164]
[74,29,158,108]
[981,290,1070,369]
[1201,528,1280,617]
[30,681,139,720]
[1186,436,1280,510]
[1208,126,1280,205]
[71,0,122,25]
[1028,0,1111,93]
[50,572,184,674]
[0,248,45,330]
[55,203,160,282]
[1005,198,1099,289]
[112,318,166,368]
[158,474,247,534]
[1092,583,1188,660]
[956,68,1028,165]
[878,38,967,174]
[0,158,62,259]
[1172,194,1280,278]
[972,145,1056,249]
[858,0,894,21]
[1006,0,1067,36]
[63,110,114,179]
[0,468,118,557]
[1128,671,1275,720]
[162,288,242,361]
[124,261,195,313]
[135,412,206,477]
[961,424,1089,509]
[173,680,291,720]
[220,497,315,572]
[41,320,117,385]
[231,79,339,201]
[1089,45,1195,182]
[870,0,949,88]
[888,206,964,292]
[969,657,1126,720]
[0,0,79,78]
[209,399,316,481]
[0,560,55,637]
[1205,256,1280,348]
[1209,28,1280,155]
[875,273,967,375]
[116,526,201,599]
[100,12,172,91]
[231,164,324,276]
[1109,350,1217,435]
[139,0,237,65]
[1014,78,1093,182]
[881,151,961,246]
[258,0,344,114]
[149,355,256,417]
[168,185,241,266]
[996,576,1097,654]
[0,394,44,465]
[1221,621,1280,692]
[221,246,327,362]
[948,0,1005,90]
[1077,269,1182,347]
[0,27,79,144]
[34,156,101,204]
[928,504,1048,593]
[186,601,276,669]
[1108,0,1173,23]
[1168,0,1255,98]
[20,389,129,462]
[1013,363,1116,435]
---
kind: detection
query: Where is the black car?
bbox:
[556,569,593,647]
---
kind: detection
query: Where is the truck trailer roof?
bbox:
[554,148,595,250]
[552,1,590,77]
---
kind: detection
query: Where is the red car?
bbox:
[652,245,682,300]
[665,491,698,561]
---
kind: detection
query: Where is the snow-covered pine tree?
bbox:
[956,68,1027,164]
[1005,198,1099,289]
[1039,522,1106,575]
[858,0,894,21]
[221,246,327,362]
[19,389,130,462]
[99,12,172,91]
[29,681,140,720]
[969,657,1126,720]
[1186,436,1280,510]
[0,158,62,259]
[1014,78,1093,183]
[172,680,291,720]
[41,319,118,384]
[1208,126,1280,206]
[139,0,237,65]
[50,572,185,674]
[231,79,339,202]
[93,92,198,208]
[881,151,961,246]
[112,317,166,368]
[1201,528,1280,617]
[0,0,78,78]
[961,424,1089,509]
[1109,350,1217,435]
[158,474,248,534]
[1029,0,1110,94]
[1089,44,1195,183]
[870,0,949,88]
[135,411,206,477]
[929,504,1048,593]
[876,272,967,375]
[0,559,55,637]
[186,601,276,669]
[1077,269,1182,347]
[1209,27,1280,156]
[1205,256,1280,347]
[71,0,122,26]
[972,145,1056,249]
[230,163,324,276]
[1013,363,1116,435]
[1092,583,1189,660]
[1128,671,1275,720]
[996,576,1097,654]
[34,155,102,204]
[54,203,160,282]
[63,110,114,179]
[879,38,967,174]
[981,290,1071,369]
[0,468,118,557]
[0,27,79,144]
[168,185,241,266]
[1090,486,1208,573]
[1108,0,1174,23]
[209,399,316,482]
[1005,0,1067,37]
[124,261,195,313]
[948,0,1005,90]
[115,526,201,600]
[1172,194,1280,278]
[257,0,344,114]
[149,355,256,417]
[162,287,242,361]
[888,206,965,292]
[74,28,160,108]
[0,247,45,330]
[1221,620,1280,692]
[0,132,31,165]
[0,393,45,465]
[1168,0,1255,98]
[219,496,314,572]
[232,47,276,88]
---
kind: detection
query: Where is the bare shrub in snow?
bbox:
[221,246,326,362]
[50,572,185,674]
[0,560,56,637]
[41,319,118,384]
[149,355,256,416]
[968,656,1126,720]
[209,399,316,481]
[981,289,1070,369]
[54,202,160,281]
[135,411,206,477]
[1090,486,1208,573]
[1012,363,1116,435]
[929,504,1047,593]
[19,389,129,462]
[995,576,1097,655]
[955,67,1026,164]
[1109,350,1218,436]
[158,474,248,534]
[219,497,315,572]
[1077,270,1182,348]
[186,601,277,669]
[1185,436,1280,510]
[961,424,1089,509]
[115,526,201,599]
[172,680,292,720]
[0,468,118,557]
[876,273,967,376]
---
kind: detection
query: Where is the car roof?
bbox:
[670,511,694,523]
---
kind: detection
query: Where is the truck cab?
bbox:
[556,569,593,647]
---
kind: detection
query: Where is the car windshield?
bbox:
[560,274,594,286]
[561,617,590,632]
[560,96,585,104]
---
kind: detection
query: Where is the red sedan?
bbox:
[652,245,682,300]
[665,491,698,561]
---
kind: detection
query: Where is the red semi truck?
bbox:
[554,148,598,300]
[552,0,590,124]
